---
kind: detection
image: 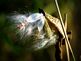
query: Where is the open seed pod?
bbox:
[6,12,60,52]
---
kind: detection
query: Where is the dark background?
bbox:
[0,0,81,61]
